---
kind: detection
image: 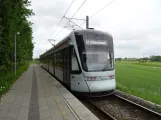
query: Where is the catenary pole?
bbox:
[86,16,89,29]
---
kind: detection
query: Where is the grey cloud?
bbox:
[113,27,161,41]
[30,0,161,58]
[31,16,58,32]
[116,44,141,50]
[143,47,161,56]
[31,0,71,36]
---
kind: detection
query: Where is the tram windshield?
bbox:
[75,33,114,72]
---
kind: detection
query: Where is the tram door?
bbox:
[53,53,55,76]
[63,47,71,88]
[46,56,49,71]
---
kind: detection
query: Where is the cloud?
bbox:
[114,34,161,58]
[113,27,161,41]
[30,0,161,58]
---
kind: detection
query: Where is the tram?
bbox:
[40,29,116,96]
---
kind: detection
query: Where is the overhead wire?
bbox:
[54,0,88,38]
[79,0,116,28]
[48,0,75,37]
[45,0,116,52]
[90,0,116,18]
[64,17,84,29]
[70,0,88,19]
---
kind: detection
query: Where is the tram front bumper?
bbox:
[86,79,116,92]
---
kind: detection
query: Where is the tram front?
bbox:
[74,30,116,95]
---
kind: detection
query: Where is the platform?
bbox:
[0,64,98,120]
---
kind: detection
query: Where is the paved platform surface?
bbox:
[0,64,98,120]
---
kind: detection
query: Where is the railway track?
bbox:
[87,94,161,120]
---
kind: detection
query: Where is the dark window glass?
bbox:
[71,47,79,71]
[55,52,64,69]
[75,33,114,72]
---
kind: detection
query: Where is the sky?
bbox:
[29,0,161,58]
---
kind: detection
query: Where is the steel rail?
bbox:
[87,94,161,120]
[114,94,161,117]
[87,99,117,120]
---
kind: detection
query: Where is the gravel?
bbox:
[82,100,111,120]
[91,96,161,120]
[115,90,161,114]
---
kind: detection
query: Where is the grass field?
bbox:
[115,62,161,105]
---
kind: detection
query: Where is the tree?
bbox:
[117,58,122,62]
[0,0,34,67]
[150,56,161,62]
[0,0,34,95]
[142,57,149,62]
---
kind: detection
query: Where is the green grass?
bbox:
[134,62,161,67]
[118,61,161,67]
[116,62,161,105]
[0,63,30,97]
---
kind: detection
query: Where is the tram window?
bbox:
[71,48,79,71]
[55,53,59,68]
[59,51,64,69]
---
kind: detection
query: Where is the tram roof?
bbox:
[40,29,112,57]
[74,29,112,36]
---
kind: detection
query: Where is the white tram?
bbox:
[40,29,116,96]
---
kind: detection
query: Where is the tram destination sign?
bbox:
[85,40,108,46]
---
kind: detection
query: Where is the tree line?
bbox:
[0,0,34,71]
[0,0,34,95]
[116,55,161,62]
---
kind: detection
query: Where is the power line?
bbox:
[54,26,66,39]
[71,0,88,19]
[54,19,84,39]
[64,17,84,29]
[48,0,75,37]
[78,0,116,28]
[90,0,116,18]
[54,0,88,38]
[79,20,86,29]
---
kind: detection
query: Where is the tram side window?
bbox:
[59,51,64,69]
[71,48,79,71]
[55,53,58,68]
[53,54,55,67]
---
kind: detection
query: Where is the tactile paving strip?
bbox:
[28,67,40,120]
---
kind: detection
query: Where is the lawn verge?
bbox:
[0,63,30,98]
